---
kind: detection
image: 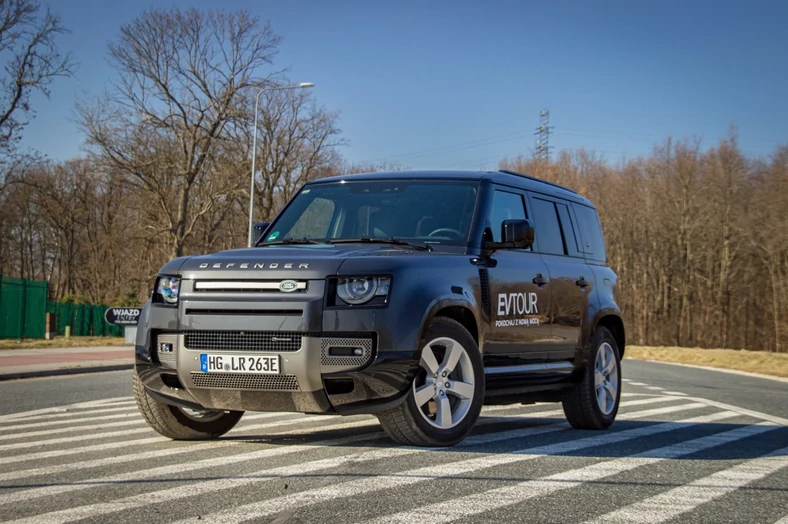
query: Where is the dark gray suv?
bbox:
[134,170,625,446]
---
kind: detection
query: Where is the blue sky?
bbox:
[20,0,788,169]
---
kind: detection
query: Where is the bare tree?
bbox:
[252,88,344,221]
[0,0,74,188]
[79,7,281,259]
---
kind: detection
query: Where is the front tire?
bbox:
[377,317,484,446]
[133,373,243,440]
[562,326,621,429]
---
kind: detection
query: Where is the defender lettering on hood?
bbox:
[197,262,309,269]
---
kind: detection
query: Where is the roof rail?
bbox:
[497,169,578,194]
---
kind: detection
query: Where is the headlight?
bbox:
[336,277,390,305]
[156,277,181,304]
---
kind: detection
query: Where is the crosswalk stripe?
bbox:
[0,400,705,476]
[0,411,365,453]
[772,516,788,524]
[0,404,136,425]
[23,404,709,524]
[583,445,788,524]
[0,418,147,441]
[0,437,167,466]
[0,411,145,432]
[682,397,788,426]
[162,411,739,524]
[0,398,134,422]
[0,409,314,434]
[365,423,780,524]
[2,418,577,519]
[0,430,382,508]
[9,399,695,521]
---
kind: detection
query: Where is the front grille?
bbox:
[183,331,303,352]
[191,372,299,390]
[320,338,373,368]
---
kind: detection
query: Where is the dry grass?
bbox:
[0,336,126,350]
[626,345,788,378]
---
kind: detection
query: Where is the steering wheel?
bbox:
[427,228,465,240]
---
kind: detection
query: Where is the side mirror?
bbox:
[501,219,534,249]
[253,221,270,244]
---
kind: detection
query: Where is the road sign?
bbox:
[104,307,141,326]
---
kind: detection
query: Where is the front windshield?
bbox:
[262,180,479,246]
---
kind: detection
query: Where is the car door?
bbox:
[483,188,552,370]
[527,194,591,362]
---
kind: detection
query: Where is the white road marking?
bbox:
[0,411,143,432]
[366,422,779,524]
[0,411,366,453]
[772,516,788,524]
[0,398,134,422]
[645,386,665,391]
[684,397,788,426]
[4,422,574,522]
[0,404,136,424]
[165,411,739,524]
[4,401,693,520]
[663,391,688,396]
[584,446,788,523]
[628,382,648,386]
[0,418,147,441]
[0,437,168,466]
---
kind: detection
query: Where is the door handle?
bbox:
[576,277,589,288]
[533,275,547,287]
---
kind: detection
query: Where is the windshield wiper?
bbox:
[256,238,327,247]
[327,237,433,252]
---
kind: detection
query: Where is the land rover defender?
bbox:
[133,170,625,446]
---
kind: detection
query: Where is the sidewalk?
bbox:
[0,346,134,380]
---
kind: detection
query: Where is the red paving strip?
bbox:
[0,351,133,367]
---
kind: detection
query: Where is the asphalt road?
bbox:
[0,361,786,523]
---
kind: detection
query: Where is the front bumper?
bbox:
[137,331,418,414]
[136,276,423,415]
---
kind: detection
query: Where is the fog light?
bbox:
[159,342,173,353]
[353,348,363,356]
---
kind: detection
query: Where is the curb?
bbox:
[0,363,133,382]
[625,357,788,384]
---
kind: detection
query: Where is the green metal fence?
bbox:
[45,302,123,337]
[0,276,48,339]
[0,276,123,339]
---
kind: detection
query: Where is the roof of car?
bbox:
[309,170,593,206]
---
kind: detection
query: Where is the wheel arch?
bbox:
[594,313,626,357]
[419,298,480,350]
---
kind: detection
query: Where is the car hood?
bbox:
[161,244,435,280]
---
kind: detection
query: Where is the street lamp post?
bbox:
[248,82,315,247]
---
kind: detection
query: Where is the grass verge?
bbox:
[0,336,126,350]
[626,345,788,379]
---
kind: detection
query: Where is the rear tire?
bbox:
[377,317,484,447]
[562,326,621,430]
[133,373,243,440]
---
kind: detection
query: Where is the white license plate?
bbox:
[199,354,279,374]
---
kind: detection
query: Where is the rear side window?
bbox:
[556,203,582,257]
[573,204,607,263]
[530,198,566,255]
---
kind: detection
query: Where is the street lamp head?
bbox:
[298,82,315,89]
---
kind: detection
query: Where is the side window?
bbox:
[573,204,607,263]
[489,190,526,243]
[530,197,566,255]
[285,197,336,239]
[556,203,582,257]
